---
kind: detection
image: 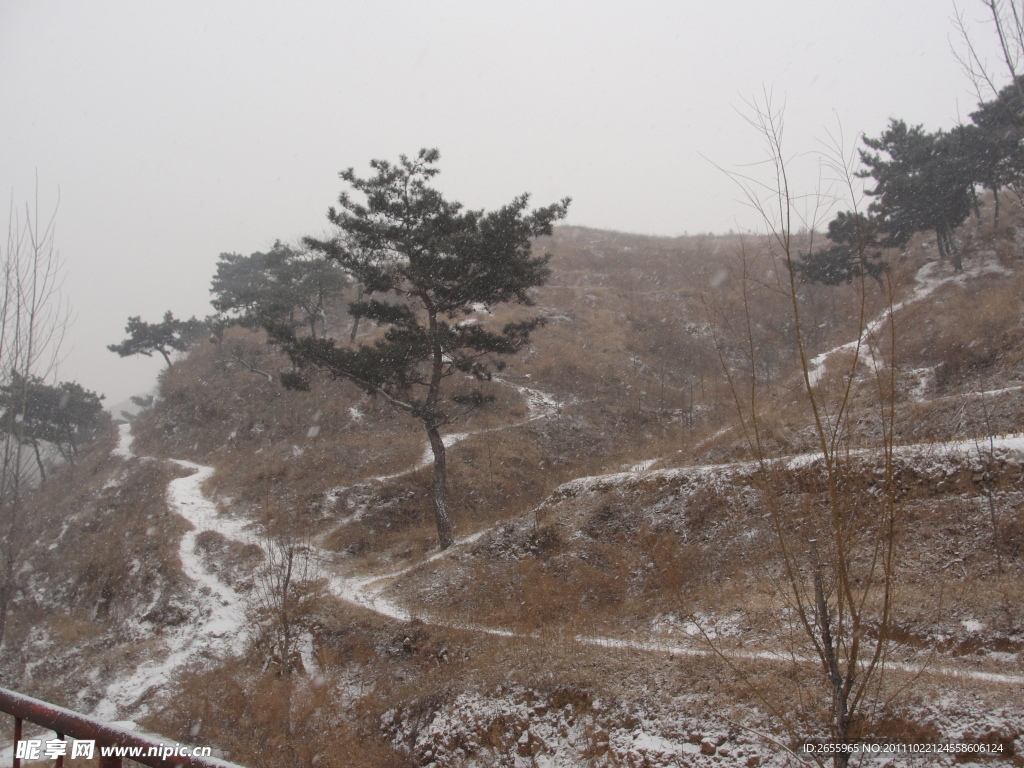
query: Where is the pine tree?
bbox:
[792,211,885,286]
[0,376,109,477]
[969,78,1024,228]
[108,311,205,367]
[210,241,348,338]
[859,121,973,270]
[278,149,570,549]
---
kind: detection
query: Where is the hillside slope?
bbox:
[1,222,1023,766]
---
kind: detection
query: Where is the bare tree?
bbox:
[0,186,71,650]
[703,96,901,767]
[247,531,325,676]
[955,0,1024,109]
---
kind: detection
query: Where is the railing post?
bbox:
[12,716,21,768]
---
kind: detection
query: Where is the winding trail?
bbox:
[104,379,1024,718]
[97,426,252,718]
[807,256,1013,387]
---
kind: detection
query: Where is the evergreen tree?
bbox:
[210,241,348,338]
[278,149,570,549]
[0,375,108,478]
[792,211,885,286]
[108,311,205,367]
[969,79,1024,227]
[860,121,973,270]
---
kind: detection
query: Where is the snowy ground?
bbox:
[99,400,1024,728]
[318,379,561,536]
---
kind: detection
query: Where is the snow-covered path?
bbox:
[166,459,249,642]
[330,536,1024,686]
[99,383,561,716]
[807,257,1011,387]
[96,428,252,719]
[319,379,561,535]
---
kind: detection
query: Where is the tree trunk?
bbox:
[0,583,8,651]
[936,227,964,271]
[349,285,364,344]
[812,542,852,768]
[0,550,15,650]
[31,440,46,483]
[994,188,1001,229]
[426,424,455,549]
[949,232,964,272]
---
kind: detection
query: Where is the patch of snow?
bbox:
[113,422,134,459]
[908,367,935,402]
[808,261,955,387]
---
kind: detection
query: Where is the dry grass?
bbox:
[902,272,1024,395]
[386,448,1024,685]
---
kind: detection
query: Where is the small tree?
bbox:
[792,211,885,286]
[0,375,108,478]
[0,187,72,649]
[248,532,324,676]
[210,241,348,338]
[108,311,204,367]
[708,98,901,767]
[278,149,569,548]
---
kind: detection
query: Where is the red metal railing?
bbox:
[0,687,244,767]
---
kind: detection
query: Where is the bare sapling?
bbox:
[0,186,70,650]
[248,528,326,676]
[702,95,902,767]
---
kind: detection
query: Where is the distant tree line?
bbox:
[794,76,1024,280]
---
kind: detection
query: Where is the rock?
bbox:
[516,731,531,758]
[701,737,716,755]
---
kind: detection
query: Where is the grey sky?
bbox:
[0,1,1006,405]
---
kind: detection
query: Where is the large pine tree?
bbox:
[278,149,569,549]
[859,121,973,270]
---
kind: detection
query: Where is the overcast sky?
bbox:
[0,1,1008,405]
